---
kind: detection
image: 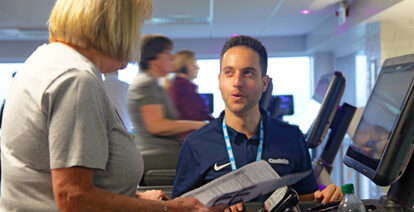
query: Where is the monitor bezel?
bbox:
[306,71,345,148]
[344,55,414,186]
[273,94,294,116]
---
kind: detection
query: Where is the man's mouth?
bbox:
[231,92,245,100]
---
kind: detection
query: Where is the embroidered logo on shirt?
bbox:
[213,162,231,171]
[268,158,290,165]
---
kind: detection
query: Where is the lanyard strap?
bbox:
[222,115,264,171]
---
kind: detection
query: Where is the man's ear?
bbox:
[262,75,270,92]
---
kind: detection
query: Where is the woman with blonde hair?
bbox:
[167,50,214,138]
[0,0,217,211]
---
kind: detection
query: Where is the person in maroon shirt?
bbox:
[168,50,214,138]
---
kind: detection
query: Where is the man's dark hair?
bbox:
[220,35,268,76]
[139,34,173,70]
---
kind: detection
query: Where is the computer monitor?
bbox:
[269,95,294,119]
[343,54,414,186]
[276,95,294,116]
[299,72,337,134]
[199,93,214,114]
[304,71,346,148]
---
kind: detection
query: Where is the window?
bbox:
[193,59,222,117]
[118,63,139,84]
[0,63,22,103]
[267,57,311,125]
[356,54,368,107]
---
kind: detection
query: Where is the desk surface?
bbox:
[243,200,403,212]
[137,186,407,211]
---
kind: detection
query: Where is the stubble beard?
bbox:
[223,94,261,115]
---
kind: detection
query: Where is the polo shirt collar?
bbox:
[218,110,266,143]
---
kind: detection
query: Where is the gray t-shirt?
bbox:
[103,75,133,132]
[127,72,182,152]
[0,43,143,212]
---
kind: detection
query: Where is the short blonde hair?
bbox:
[173,50,195,74]
[49,0,152,62]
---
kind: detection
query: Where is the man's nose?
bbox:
[232,72,244,87]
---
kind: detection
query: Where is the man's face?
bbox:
[219,46,269,115]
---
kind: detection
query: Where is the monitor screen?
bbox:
[313,74,333,104]
[344,55,414,186]
[270,95,294,118]
[351,71,412,161]
[304,71,345,148]
[199,93,214,114]
[299,72,335,134]
[275,95,294,116]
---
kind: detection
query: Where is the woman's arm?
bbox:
[52,166,210,212]
[140,104,206,136]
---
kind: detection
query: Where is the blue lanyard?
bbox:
[222,116,264,171]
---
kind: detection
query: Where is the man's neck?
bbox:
[224,106,261,139]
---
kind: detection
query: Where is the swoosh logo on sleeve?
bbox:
[213,162,231,171]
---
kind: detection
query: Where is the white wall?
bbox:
[381,18,414,62]
[312,52,335,93]
[306,0,403,55]
[0,35,307,62]
[0,41,44,62]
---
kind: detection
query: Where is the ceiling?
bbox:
[0,0,344,41]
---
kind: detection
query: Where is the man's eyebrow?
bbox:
[242,67,257,72]
[222,66,234,71]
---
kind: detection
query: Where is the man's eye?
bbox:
[244,70,254,76]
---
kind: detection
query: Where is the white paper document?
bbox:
[181,160,311,207]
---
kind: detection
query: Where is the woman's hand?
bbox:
[225,202,243,212]
[136,190,170,200]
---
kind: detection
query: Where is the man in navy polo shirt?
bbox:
[172,35,342,211]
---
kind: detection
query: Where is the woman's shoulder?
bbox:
[130,72,157,88]
[24,44,102,94]
[170,75,196,92]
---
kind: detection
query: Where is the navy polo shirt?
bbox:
[172,111,318,200]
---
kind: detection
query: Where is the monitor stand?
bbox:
[313,103,356,185]
[379,153,414,211]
